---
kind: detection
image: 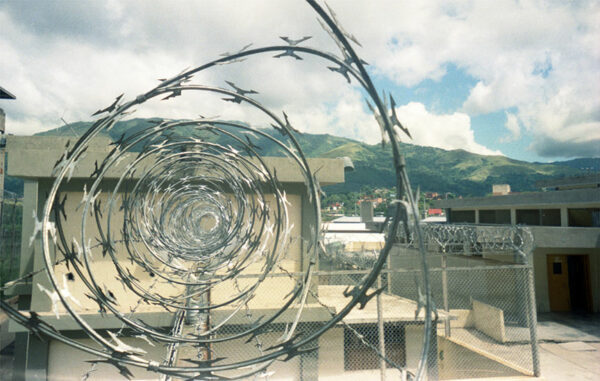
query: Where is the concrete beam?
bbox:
[6,136,346,185]
[529,226,600,248]
[433,188,600,209]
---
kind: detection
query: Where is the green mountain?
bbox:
[3,118,596,197]
[549,158,600,172]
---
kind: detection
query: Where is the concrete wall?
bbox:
[472,299,506,343]
[6,135,348,379]
[48,337,166,380]
[437,337,525,379]
[18,180,313,329]
[6,134,347,323]
[47,334,301,381]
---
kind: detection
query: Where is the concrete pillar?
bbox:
[24,335,49,380]
[560,206,568,227]
[510,208,517,225]
[474,209,480,224]
[360,201,374,223]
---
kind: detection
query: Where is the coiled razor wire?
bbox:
[0,1,433,379]
[393,222,535,258]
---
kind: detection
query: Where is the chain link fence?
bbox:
[309,222,539,380]
[0,191,21,291]
[2,220,539,380]
[175,222,538,380]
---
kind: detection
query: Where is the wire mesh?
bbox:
[0,232,537,380]
[0,192,21,291]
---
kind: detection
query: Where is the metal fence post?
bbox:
[441,251,450,338]
[377,274,387,381]
[427,316,439,380]
[525,252,541,377]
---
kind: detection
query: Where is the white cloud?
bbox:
[287,90,379,145]
[331,0,600,158]
[501,112,521,142]
[395,102,501,156]
[0,0,597,159]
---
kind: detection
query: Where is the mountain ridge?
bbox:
[3,118,596,196]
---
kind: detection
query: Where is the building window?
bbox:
[516,209,540,225]
[344,324,405,371]
[540,209,561,226]
[479,209,511,224]
[568,208,600,227]
[449,210,475,223]
[516,209,561,226]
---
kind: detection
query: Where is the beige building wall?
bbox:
[27,180,306,322]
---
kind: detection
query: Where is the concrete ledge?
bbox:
[443,335,534,378]
[6,136,347,185]
[433,188,600,209]
[529,226,600,248]
[8,305,334,332]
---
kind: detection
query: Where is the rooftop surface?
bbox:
[433,187,600,209]
[5,135,347,185]
[535,174,600,189]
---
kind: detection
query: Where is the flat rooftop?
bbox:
[5,135,347,185]
[11,284,443,332]
[535,173,600,190]
[433,187,600,209]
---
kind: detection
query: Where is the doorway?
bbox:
[546,255,592,312]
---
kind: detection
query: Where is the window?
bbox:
[568,208,600,227]
[479,209,511,224]
[541,209,561,226]
[344,324,405,371]
[553,262,562,274]
[516,209,540,225]
[516,208,561,226]
[449,210,475,223]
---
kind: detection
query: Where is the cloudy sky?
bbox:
[1,0,598,162]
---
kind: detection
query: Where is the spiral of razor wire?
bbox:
[0,1,434,379]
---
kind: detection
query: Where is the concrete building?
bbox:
[433,175,600,314]
[4,135,468,380]
[4,135,355,379]
[3,135,547,380]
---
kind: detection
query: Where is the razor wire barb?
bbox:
[0,1,433,379]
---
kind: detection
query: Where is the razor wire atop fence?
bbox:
[392,222,535,257]
[0,1,435,380]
